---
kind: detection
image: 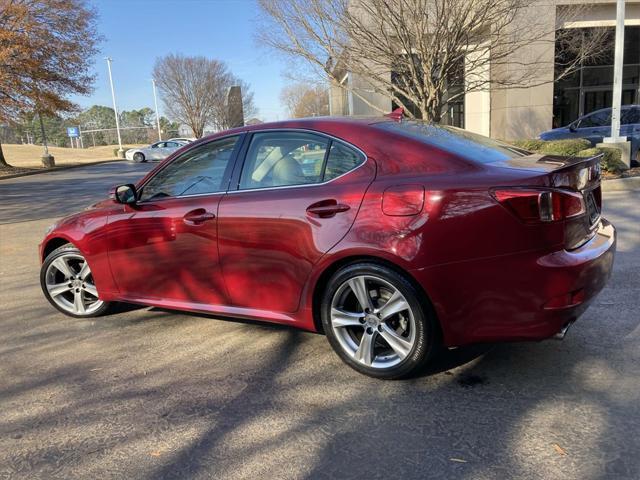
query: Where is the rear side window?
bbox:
[324,142,365,181]
[239,132,330,189]
[621,107,640,125]
[376,121,528,163]
[238,131,365,190]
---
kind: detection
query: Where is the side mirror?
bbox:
[569,122,578,132]
[113,184,138,205]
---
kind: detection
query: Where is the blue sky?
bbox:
[72,0,290,121]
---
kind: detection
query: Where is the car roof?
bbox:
[582,104,639,116]
[195,116,394,142]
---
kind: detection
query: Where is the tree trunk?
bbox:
[424,95,442,124]
[0,140,9,167]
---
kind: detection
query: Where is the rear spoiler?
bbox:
[547,154,602,189]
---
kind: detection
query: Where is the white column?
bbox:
[604,0,626,142]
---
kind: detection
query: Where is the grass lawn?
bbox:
[1,144,143,169]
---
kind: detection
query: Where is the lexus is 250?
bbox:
[40,116,616,379]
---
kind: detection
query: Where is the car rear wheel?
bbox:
[321,263,438,379]
[40,243,111,318]
[133,152,146,163]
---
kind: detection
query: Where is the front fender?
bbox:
[40,208,119,299]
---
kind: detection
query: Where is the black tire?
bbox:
[321,262,439,379]
[133,152,146,163]
[40,243,112,318]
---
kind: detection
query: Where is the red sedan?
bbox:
[39,117,616,379]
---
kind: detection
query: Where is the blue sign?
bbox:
[67,126,80,138]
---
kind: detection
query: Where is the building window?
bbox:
[391,57,465,128]
[553,26,640,128]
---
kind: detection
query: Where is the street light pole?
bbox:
[105,57,124,157]
[152,79,162,141]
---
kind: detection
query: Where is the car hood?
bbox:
[539,127,570,137]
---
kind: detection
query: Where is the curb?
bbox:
[0,159,123,180]
[601,176,640,193]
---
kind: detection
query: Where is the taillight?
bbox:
[490,188,585,224]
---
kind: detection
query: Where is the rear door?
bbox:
[576,109,611,145]
[147,142,166,160]
[621,106,640,138]
[217,130,376,313]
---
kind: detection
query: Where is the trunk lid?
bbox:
[491,153,603,250]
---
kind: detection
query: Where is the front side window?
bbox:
[239,132,330,189]
[580,110,611,128]
[139,136,238,201]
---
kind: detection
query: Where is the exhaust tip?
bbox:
[553,321,574,340]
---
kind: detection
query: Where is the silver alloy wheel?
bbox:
[45,253,103,315]
[330,275,417,369]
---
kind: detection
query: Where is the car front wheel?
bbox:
[133,152,146,163]
[40,243,111,318]
[321,262,438,379]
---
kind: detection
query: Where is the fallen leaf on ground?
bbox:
[552,443,567,456]
[150,450,163,457]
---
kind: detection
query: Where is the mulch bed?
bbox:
[602,167,640,180]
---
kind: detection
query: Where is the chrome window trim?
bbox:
[230,128,369,194]
[135,128,369,204]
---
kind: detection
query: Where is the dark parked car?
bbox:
[539,105,640,166]
[40,117,616,379]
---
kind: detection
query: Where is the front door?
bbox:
[217,130,375,313]
[107,135,241,306]
[576,108,611,145]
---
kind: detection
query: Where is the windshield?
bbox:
[376,121,529,163]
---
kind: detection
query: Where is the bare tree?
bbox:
[153,54,256,138]
[280,83,330,118]
[257,0,608,122]
[0,0,100,166]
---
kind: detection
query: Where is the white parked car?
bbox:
[125,140,188,162]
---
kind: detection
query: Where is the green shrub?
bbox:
[596,147,626,173]
[576,147,626,173]
[510,139,628,173]
[538,138,592,156]
[575,147,600,158]
[509,139,545,152]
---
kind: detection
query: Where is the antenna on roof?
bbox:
[385,107,404,122]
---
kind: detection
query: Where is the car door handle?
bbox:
[183,209,215,225]
[306,199,350,218]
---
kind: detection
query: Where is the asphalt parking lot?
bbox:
[1,162,639,480]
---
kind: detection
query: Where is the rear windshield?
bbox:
[376,121,528,163]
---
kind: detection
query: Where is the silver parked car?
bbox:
[125,140,188,163]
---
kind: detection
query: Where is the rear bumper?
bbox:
[412,218,616,346]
